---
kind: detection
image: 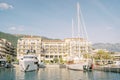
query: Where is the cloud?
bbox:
[9,25,25,32]
[0,2,13,10]
[9,27,16,30]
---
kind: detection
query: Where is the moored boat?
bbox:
[19,54,39,72]
[0,58,6,67]
[67,57,93,71]
[67,2,93,71]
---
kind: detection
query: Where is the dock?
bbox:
[94,65,120,73]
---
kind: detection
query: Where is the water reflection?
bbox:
[0,67,120,80]
[0,68,15,80]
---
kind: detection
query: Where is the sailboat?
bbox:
[67,2,93,71]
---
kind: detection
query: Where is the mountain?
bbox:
[92,43,120,52]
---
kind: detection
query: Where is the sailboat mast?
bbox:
[77,2,81,58]
[78,2,89,54]
[72,19,74,38]
[77,2,80,38]
[79,9,88,41]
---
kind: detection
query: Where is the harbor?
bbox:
[0,0,120,80]
[0,65,120,80]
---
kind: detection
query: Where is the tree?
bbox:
[83,53,91,59]
[60,57,64,63]
[6,55,12,63]
[93,50,111,60]
[53,57,59,63]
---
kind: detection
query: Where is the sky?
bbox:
[0,0,120,43]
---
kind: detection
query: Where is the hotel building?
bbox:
[42,39,67,62]
[17,36,42,61]
[0,38,16,60]
[64,38,91,57]
[17,36,91,62]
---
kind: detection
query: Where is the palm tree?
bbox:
[93,50,112,65]
[93,50,110,60]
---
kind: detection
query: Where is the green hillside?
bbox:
[0,31,53,47]
[0,31,19,47]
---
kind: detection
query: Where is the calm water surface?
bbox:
[0,67,120,80]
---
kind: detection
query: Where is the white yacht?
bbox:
[19,54,39,72]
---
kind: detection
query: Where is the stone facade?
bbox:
[17,36,92,62]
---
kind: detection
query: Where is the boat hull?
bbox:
[20,60,38,72]
[67,64,84,71]
[67,63,93,71]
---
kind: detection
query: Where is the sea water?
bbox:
[0,67,120,80]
